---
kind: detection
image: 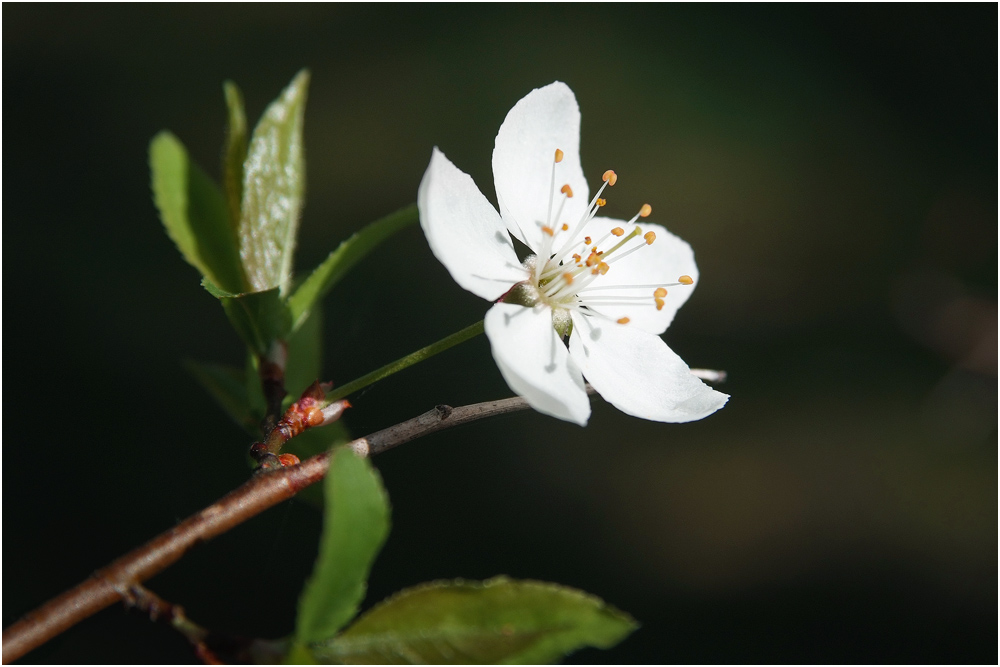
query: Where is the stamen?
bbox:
[584,236,592,245]
[654,287,668,298]
[562,272,574,285]
[596,198,606,207]
[561,223,569,231]
[639,203,652,218]
[678,275,694,285]
[617,317,630,324]
[560,184,574,197]
[611,227,625,237]
[602,170,618,186]
[542,226,554,236]
[554,148,564,163]
[655,297,665,311]
[644,231,656,245]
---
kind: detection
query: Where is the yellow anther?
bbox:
[598,262,610,275]
[562,272,574,285]
[678,275,694,285]
[602,170,618,186]
[655,297,666,311]
[654,287,668,298]
[617,317,630,324]
[554,148,564,163]
[585,252,599,267]
[644,231,656,245]
[561,223,569,231]
[584,236,592,245]
[560,184,574,197]
[639,203,652,218]
[542,226,554,236]
[611,227,625,237]
[572,253,582,262]
[596,198,606,207]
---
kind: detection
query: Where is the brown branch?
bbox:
[1,395,536,663]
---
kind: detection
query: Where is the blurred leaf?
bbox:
[288,204,418,331]
[240,69,310,295]
[220,287,292,355]
[183,359,256,433]
[312,577,637,665]
[150,132,247,293]
[295,448,391,646]
[223,80,248,234]
[245,352,266,430]
[284,421,352,508]
[285,306,323,397]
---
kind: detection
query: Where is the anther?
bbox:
[542,226,554,236]
[644,231,656,245]
[562,272,574,285]
[560,184,574,197]
[611,227,625,237]
[554,148,564,163]
[639,204,652,218]
[617,317,631,324]
[584,236,592,245]
[597,262,610,275]
[654,287,668,298]
[596,198,606,207]
[561,223,569,231]
[602,170,618,186]
[678,275,694,285]
[655,297,666,311]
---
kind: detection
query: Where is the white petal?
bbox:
[418,147,528,301]
[485,302,591,425]
[575,217,699,335]
[492,82,590,253]
[568,312,728,422]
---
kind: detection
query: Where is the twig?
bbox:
[1,394,536,663]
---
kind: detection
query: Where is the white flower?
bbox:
[418,81,728,426]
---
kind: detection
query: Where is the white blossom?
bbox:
[418,82,728,425]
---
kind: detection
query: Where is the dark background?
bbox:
[4,5,996,664]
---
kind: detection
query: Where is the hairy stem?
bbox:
[1,393,536,662]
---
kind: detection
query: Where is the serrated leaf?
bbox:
[223,81,248,234]
[240,69,310,295]
[150,132,247,293]
[285,306,323,398]
[220,286,293,355]
[295,448,391,645]
[312,577,637,665]
[288,204,418,331]
[183,359,256,433]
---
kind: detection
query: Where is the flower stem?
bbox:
[327,320,485,401]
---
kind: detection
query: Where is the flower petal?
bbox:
[575,217,699,335]
[418,147,528,301]
[568,312,728,422]
[492,82,590,252]
[485,302,591,425]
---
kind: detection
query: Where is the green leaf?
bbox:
[283,421,352,508]
[240,69,310,295]
[285,306,323,398]
[311,577,637,665]
[150,132,247,293]
[295,448,391,645]
[183,359,256,433]
[245,351,266,429]
[220,286,293,355]
[223,81,248,234]
[288,204,418,331]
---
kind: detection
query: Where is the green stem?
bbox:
[327,320,485,402]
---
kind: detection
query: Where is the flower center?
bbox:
[508,148,694,331]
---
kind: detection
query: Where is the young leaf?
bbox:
[150,132,247,293]
[223,81,248,234]
[220,287,293,355]
[311,577,637,664]
[287,204,418,331]
[183,359,256,433]
[295,448,391,645]
[284,306,323,398]
[240,69,310,295]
